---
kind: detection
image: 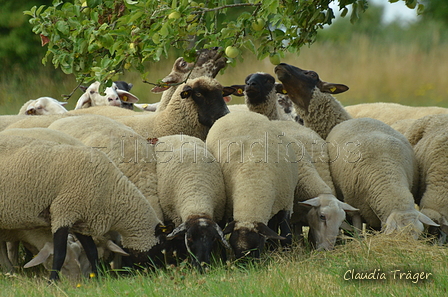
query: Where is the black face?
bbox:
[114,81,133,92]
[274,63,319,112]
[189,86,230,128]
[229,228,264,259]
[185,223,220,268]
[244,73,276,105]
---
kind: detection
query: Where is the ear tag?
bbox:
[181,91,189,98]
[142,104,148,108]
[237,88,244,94]
[329,87,337,93]
[122,95,128,102]
[282,89,287,94]
[147,137,158,145]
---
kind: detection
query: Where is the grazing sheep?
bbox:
[114,76,233,141]
[402,114,448,238]
[47,115,162,219]
[206,111,299,258]
[154,134,229,268]
[153,47,227,112]
[275,63,439,238]
[18,97,68,115]
[345,102,448,125]
[0,135,167,281]
[75,81,139,110]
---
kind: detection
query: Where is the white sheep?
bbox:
[153,47,227,112]
[46,115,163,220]
[206,111,299,258]
[0,115,28,132]
[274,63,438,237]
[18,97,68,115]
[113,76,233,141]
[345,102,448,126]
[0,134,167,281]
[154,134,229,267]
[75,81,139,110]
[402,114,448,239]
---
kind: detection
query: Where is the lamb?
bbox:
[154,134,229,268]
[275,63,438,237]
[18,97,68,115]
[345,102,448,126]
[75,81,139,109]
[0,135,167,281]
[113,76,233,141]
[206,111,299,258]
[401,114,448,239]
[153,47,227,112]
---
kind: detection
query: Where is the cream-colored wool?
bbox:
[155,134,226,227]
[0,135,163,252]
[0,115,27,132]
[345,102,448,126]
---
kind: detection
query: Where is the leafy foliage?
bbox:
[24,0,421,85]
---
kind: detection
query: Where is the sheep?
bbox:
[227,72,357,250]
[274,62,438,238]
[345,102,448,126]
[0,135,167,281]
[229,72,295,121]
[75,81,139,110]
[2,114,71,131]
[206,111,299,258]
[154,134,229,268]
[0,115,27,132]
[46,115,163,220]
[134,102,159,112]
[0,229,86,279]
[153,47,227,112]
[401,114,448,239]
[113,81,136,110]
[113,76,233,141]
[68,105,138,116]
[18,97,68,115]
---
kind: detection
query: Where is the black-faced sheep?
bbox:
[275,63,438,238]
[0,135,167,281]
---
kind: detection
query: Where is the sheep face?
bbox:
[180,79,231,128]
[274,63,349,112]
[299,195,359,251]
[243,73,276,105]
[25,97,68,115]
[383,210,439,239]
[224,221,285,259]
[167,216,229,269]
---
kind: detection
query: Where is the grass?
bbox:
[2,35,448,115]
[1,233,447,296]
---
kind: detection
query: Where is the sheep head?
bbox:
[383,209,439,240]
[24,97,68,115]
[223,221,285,259]
[179,77,232,128]
[274,63,348,113]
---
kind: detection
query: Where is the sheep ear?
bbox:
[213,223,231,249]
[257,223,286,240]
[75,93,91,110]
[58,101,68,106]
[223,221,236,235]
[229,85,245,96]
[299,197,321,208]
[275,83,287,94]
[320,82,349,94]
[116,90,139,103]
[106,240,129,256]
[23,242,53,268]
[223,87,236,97]
[180,86,193,99]
[418,213,439,227]
[338,201,359,212]
[167,222,187,239]
[155,222,175,237]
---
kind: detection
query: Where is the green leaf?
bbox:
[56,21,69,35]
[86,0,102,9]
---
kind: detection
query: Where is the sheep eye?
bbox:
[90,90,96,94]
[195,92,203,97]
[181,61,187,68]
[319,215,326,221]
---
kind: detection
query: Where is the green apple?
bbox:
[251,18,265,31]
[168,11,181,19]
[225,46,239,59]
[269,53,281,65]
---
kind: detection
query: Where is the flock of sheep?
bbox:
[1,47,447,282]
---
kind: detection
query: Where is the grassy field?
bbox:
[1,36,448,115]
[1,233,447,296]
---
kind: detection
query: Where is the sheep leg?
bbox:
[74,232,98,278]
[6,241,20,266]
[50,227,69,281]
[0,240,14,273]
